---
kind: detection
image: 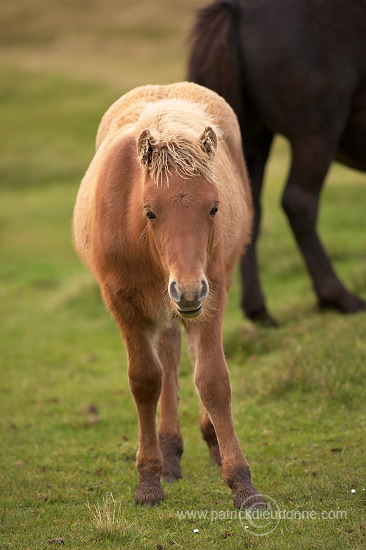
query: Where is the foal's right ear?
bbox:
[200,126,217,160]
[138,129,155,167]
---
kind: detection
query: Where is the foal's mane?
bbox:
[135,99,220,185]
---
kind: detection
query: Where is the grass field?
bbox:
[1,1,365,548]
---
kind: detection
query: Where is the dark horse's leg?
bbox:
[102,286,165,506]
[157,323,184,482]
[240,128,276,325]
[282,136,366,313]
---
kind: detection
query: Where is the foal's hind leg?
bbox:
[200,403,221,466]
[157,323,183,482]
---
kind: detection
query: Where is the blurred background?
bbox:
[0,0,203,190]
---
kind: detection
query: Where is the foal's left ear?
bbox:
[138,128,155,167]
[200,126,217,159]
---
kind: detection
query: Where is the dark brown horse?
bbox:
[188,0,366,325]
[73,82,264,508]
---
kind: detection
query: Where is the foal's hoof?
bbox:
[234,489,267,510]
[135,481,165,507]
[161,456,182,483]
[160,434,183,482]
[227,466,266,509]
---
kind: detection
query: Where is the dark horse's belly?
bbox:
[337,93,366,172]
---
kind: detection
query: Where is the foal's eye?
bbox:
[145,210,156,220]
[209,205,219,217]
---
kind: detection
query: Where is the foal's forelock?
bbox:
[147,138,216,186]
[137,110,219,186]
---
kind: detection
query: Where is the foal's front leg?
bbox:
[188,319,265,509]
[127,333,165,506]
[102,288,165,506]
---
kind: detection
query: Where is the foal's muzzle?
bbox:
[168,276,209,318]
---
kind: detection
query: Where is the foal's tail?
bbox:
[187,0,244,122]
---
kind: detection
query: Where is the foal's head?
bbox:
[138,123,219,319]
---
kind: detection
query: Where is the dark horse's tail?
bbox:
[187,0,244,121]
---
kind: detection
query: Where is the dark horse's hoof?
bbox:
[247,309,279,327]
[135,481,165,507]
[319,292,366,314]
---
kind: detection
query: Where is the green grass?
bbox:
[1,1,365,548]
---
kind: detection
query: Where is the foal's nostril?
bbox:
[198,278,209,301]
[168,279,181,303]
[169,276,208,307]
